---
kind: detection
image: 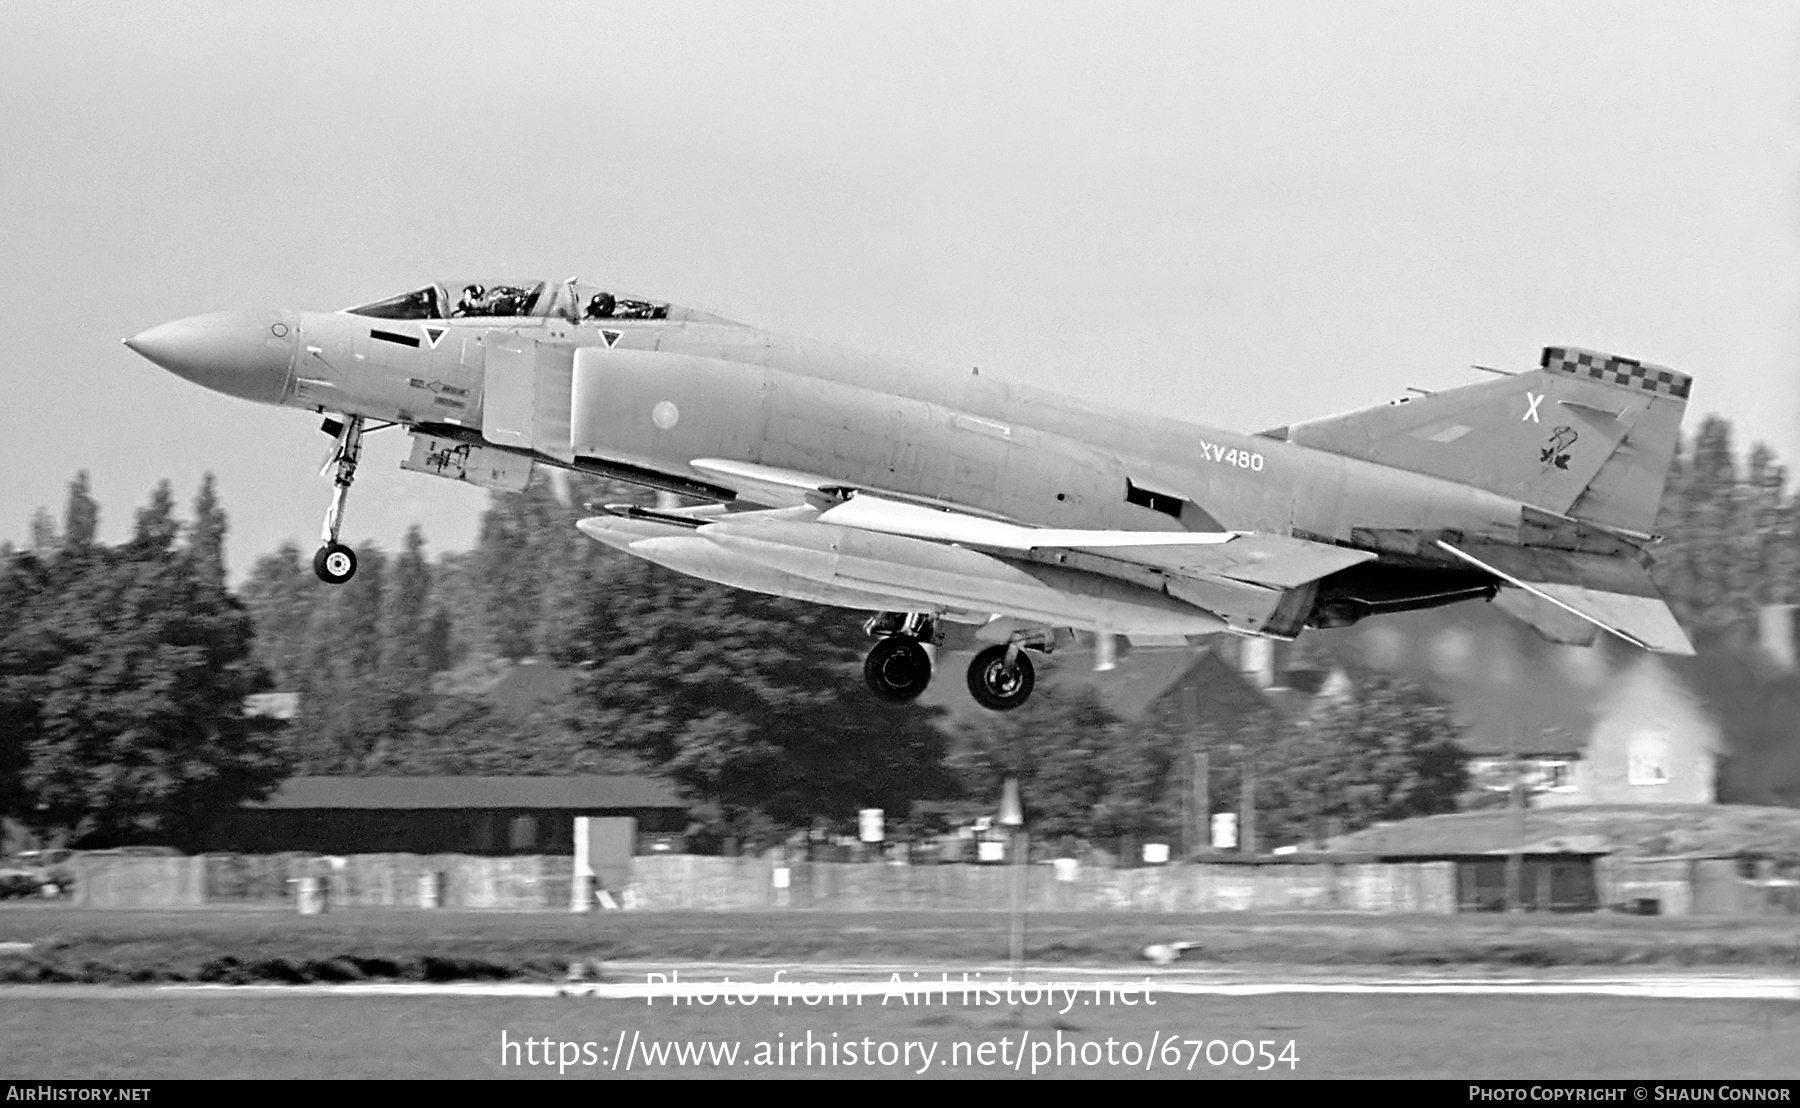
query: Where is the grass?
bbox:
[2,992,1796,1078]
[1,906,1798,983]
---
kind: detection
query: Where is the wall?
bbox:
[58,852,1794,915]
[625,856,1457,914]
[1558,657,1718,806]
[71,855,205,909]
[58,853,1454,913]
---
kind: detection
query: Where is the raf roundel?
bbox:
[651,400,680,430]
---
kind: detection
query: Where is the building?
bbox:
[1461,731,1589,801]
[1329,804,1800,914]
[1310,604,1726,807]
[209,775,689,855]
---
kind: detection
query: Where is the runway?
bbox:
[5,962,1798,1001]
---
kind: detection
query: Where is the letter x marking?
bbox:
[1523,392,1543,423]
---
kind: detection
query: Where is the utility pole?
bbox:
[999,776,1025,977]
[1505,721,1525,913]
[1239,743,1258,857]
[1193,749,1209,855]
[1180,685,1201,858]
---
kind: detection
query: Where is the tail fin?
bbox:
[1281,347,1691,533]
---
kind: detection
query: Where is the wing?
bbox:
[679,458,1374,638]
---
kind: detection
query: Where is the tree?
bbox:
[0,552,53,826]
[474,477,564,659]
[1743,443,1796,607]
[569,557,954,841]
[2,480,288,847]
[186,472,228,588]
[129,479,180,559]
[292,543,389,772]
[946,684,1173,844]
[1270,674,1468,845]
[240,543,314,692]
[62,471,98,557]
[383,526,434,687]
[28,508,56,556]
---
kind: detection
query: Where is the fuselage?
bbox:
[131,285,1528,555]
[123,279,1696,707]
[125,278,1530,637]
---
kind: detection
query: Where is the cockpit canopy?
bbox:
[345,279,672,323]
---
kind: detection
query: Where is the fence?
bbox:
[627,855,1455,913]
[60,853,1455,913]
[52,852,1798,914]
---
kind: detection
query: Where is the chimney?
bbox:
[1758,605,1797,673]
[1241,637,1276,688]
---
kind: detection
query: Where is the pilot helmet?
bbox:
[464,284,484,299]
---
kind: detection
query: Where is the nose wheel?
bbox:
[313,415,364,584]
[312,543,358,585]
[967,644,1036,711]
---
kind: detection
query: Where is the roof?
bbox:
[1327,804,1800,859]
[247,776,685,812]
[243,692,299,721]
[1455,733,1588,757]
[487,661,579,717]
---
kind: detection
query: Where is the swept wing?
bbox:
[680,458,1375,637]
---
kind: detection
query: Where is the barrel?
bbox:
[296,876,326,915]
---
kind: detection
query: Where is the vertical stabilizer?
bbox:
[1282,347,1691,533]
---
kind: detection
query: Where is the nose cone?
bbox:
[125,310,295,405]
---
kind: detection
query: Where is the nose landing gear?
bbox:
[313,415,364,584]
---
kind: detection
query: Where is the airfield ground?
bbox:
[2,906,1798,983]
[3,990,1796,1079]
[3,909,1797,1078]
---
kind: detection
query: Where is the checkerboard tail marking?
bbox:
[1540,347,1691,400]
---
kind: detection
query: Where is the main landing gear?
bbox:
[313,415,364,584]
[861,612,1042,711]
[862,612,937,703]
[966,643,1035,712]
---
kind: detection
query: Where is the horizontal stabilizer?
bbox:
[1437,540,1693,654]
[1492,589,1601,647]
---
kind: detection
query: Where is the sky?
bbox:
[4,1,1797,581]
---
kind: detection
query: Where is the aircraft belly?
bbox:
[577,514,912,611]
[625,536,905,612]
[698,519,1226,635]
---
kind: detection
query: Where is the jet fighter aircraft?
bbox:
[125,277,1696,711]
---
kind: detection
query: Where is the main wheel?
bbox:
[967,645,1035,711]
[863,636,933,703]
[313,542,357,585]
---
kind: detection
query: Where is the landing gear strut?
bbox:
[313,415,363,584]
[967,643,1036,711]
[862,612,938,703]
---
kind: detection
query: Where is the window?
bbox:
[1468,758,1510,792]
[451,281,545,319]
[1539,760,1575,792]
[509,815,539,851]
[1627,734,1670,786]
[346,286,444,320]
